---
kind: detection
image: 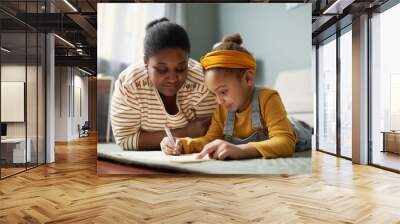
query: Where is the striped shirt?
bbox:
[111,59,216,150]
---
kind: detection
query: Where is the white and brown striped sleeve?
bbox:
[195,89,216,117]
[110,76,141,151]
[187,59,217,117]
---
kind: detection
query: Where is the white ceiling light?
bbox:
[323,0,355,15]
[54,34,75,48]
[63,0,78,12]
[78,67,92,76]
[1,47,11,53]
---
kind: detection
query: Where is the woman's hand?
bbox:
[196,139,261,160]
[160,137,182,155]
[183,117,211,137]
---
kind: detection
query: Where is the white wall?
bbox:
[72,72,89,138]
[1,65,36,137]
[55,67,68,141]
[1,63,46,164]
[55,67,89,141]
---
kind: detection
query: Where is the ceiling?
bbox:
[0,0,98,74]
[0,0,393,74]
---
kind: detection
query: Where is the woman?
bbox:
[111,18,216,151]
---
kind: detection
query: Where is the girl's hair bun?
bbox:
[222,33,242,45]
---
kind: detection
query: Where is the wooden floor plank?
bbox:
[0,135,399,223]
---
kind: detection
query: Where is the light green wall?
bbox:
[179,3,219,61]
[179,3,311,87]
[217,3,311,86]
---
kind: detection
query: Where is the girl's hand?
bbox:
[160,137,182,155]
[196,139,261,160]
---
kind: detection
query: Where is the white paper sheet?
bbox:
[114,151,211,163]
[165,153,210,163]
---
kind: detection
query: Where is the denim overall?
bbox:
[223,87,312,152]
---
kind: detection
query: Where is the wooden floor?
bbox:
[373,150,400,171]
[1,135,400,223]
[1,163,45,178]
[1,167,26,178]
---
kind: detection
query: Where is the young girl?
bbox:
[160,33,311,160]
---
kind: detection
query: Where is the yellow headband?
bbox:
[200,50,256,71]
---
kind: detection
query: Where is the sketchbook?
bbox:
[97,143,312,174]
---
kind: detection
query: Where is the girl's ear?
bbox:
[244,69,256,86]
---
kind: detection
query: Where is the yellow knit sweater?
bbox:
[180,88,297,159]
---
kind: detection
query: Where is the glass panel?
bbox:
[340,29,352,158]
[1,30,27,177]
[27,30,38,169]
[390,75,400,130]
[371,4,400,171]
[38,32,45,165]
[312,45,317,150]
[0,1,46,178]
[27,0,38,169]
[318,37,337,154]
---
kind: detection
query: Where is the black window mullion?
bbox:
[0,24,2,179]
[36,0,39,168]
[336,28,341,157]
[44,0,48,165]
[25,0,28,171]
[316,45,320,151]
[367,11,373,165]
